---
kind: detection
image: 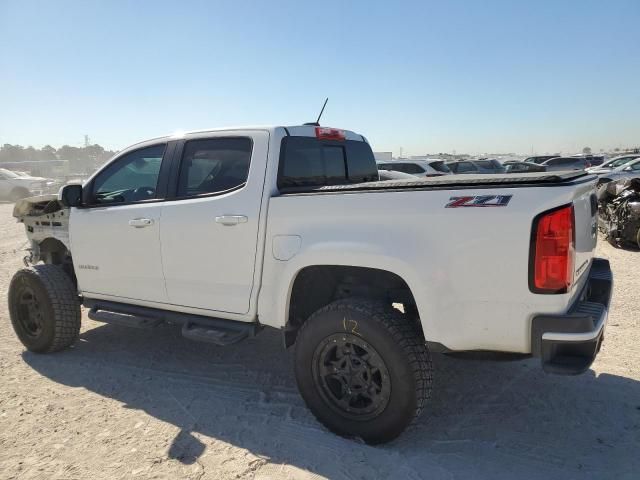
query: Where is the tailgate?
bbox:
[570,179,599,296]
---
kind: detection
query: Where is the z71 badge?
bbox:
[445,195,513,208]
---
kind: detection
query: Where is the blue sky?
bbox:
[1,0,639,155]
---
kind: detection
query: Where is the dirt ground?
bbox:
[0,202,638,480]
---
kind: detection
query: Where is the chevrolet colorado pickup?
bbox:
[8,125,613,443]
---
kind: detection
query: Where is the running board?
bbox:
[88,308,162,329]
[181,322,250,346]
[84,299,260,346]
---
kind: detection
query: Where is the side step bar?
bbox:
[85,299,261,346]
[88,309,163,329]
[181,322,249,346]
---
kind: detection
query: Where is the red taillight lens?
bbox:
[315,127,345,141]
[530,205,575,293]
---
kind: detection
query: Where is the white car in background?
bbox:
[587,154,640,175]
[377,169,418,181]
[376,159,451,177]
[0,168,50,201]
[596,157,640,185]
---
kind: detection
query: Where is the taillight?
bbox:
[530,205,575,293]
[315,127,345,141]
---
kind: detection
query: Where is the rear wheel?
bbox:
[8,265,81,353]
[294,298,432,444]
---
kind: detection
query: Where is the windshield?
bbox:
[0,168,20,179]
[608,156,637,168]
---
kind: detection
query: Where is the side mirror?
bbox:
[59,184,83,207]
[623,166,633,171]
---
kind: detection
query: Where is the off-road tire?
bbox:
[294,297,432,444]
[8,264,81,353]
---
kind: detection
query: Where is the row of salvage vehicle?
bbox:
[377,153,640,178]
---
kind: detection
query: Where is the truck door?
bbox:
[159,131,269,315]
[70,143,172,304]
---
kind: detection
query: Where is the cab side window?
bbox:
[176,137,252,198]
[91,144,166,204]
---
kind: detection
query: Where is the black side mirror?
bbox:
[60,184,83,207]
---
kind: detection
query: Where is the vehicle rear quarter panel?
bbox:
[259,181,596,353]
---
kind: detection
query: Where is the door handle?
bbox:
[128,218,154,228]
[215,215,248,226]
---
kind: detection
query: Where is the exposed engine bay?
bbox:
[12,194,71,265]
[597,178,640,249]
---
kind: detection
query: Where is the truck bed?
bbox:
[279,171,592,195]
[261,170,598,353]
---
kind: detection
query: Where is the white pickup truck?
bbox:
[9,125,613,443]
[0,168,51,201]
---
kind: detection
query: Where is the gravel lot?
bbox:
[0,202,638,480]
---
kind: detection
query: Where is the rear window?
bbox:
[429,161,450,173]
[476,159,504,170]
[526,156,555,164]
[455,162,476,173]
[547,157,573,165]
[278,137,378,189]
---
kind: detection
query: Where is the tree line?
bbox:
[0,143,116,176]
[0,143,117,167]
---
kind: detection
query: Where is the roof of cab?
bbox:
[122,125,366,152]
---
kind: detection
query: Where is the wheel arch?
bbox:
[38,237,70,264]
[282,264,423,348]
[32,237,76,286]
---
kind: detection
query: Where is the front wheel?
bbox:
[294,298,432,444]
[8,265,81,353]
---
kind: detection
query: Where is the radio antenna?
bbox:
[303,98,329,126]
[315,98,329,125]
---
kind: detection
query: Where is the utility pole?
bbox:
[84,135,90,147]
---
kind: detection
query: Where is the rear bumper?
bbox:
[531,258,613,375]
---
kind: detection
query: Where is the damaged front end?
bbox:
[597,178,640,249]
[13,195,71,265]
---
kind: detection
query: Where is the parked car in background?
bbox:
[377,169,418,181]
[446,159,505,174]
[376,159,450,177]
[541,156,591,172]
[504,161,547,173]
[587,154,640,174]
[597,158,640,185]
[523,155,559,164]
[0,168,52,201]
[573,155,605,167]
